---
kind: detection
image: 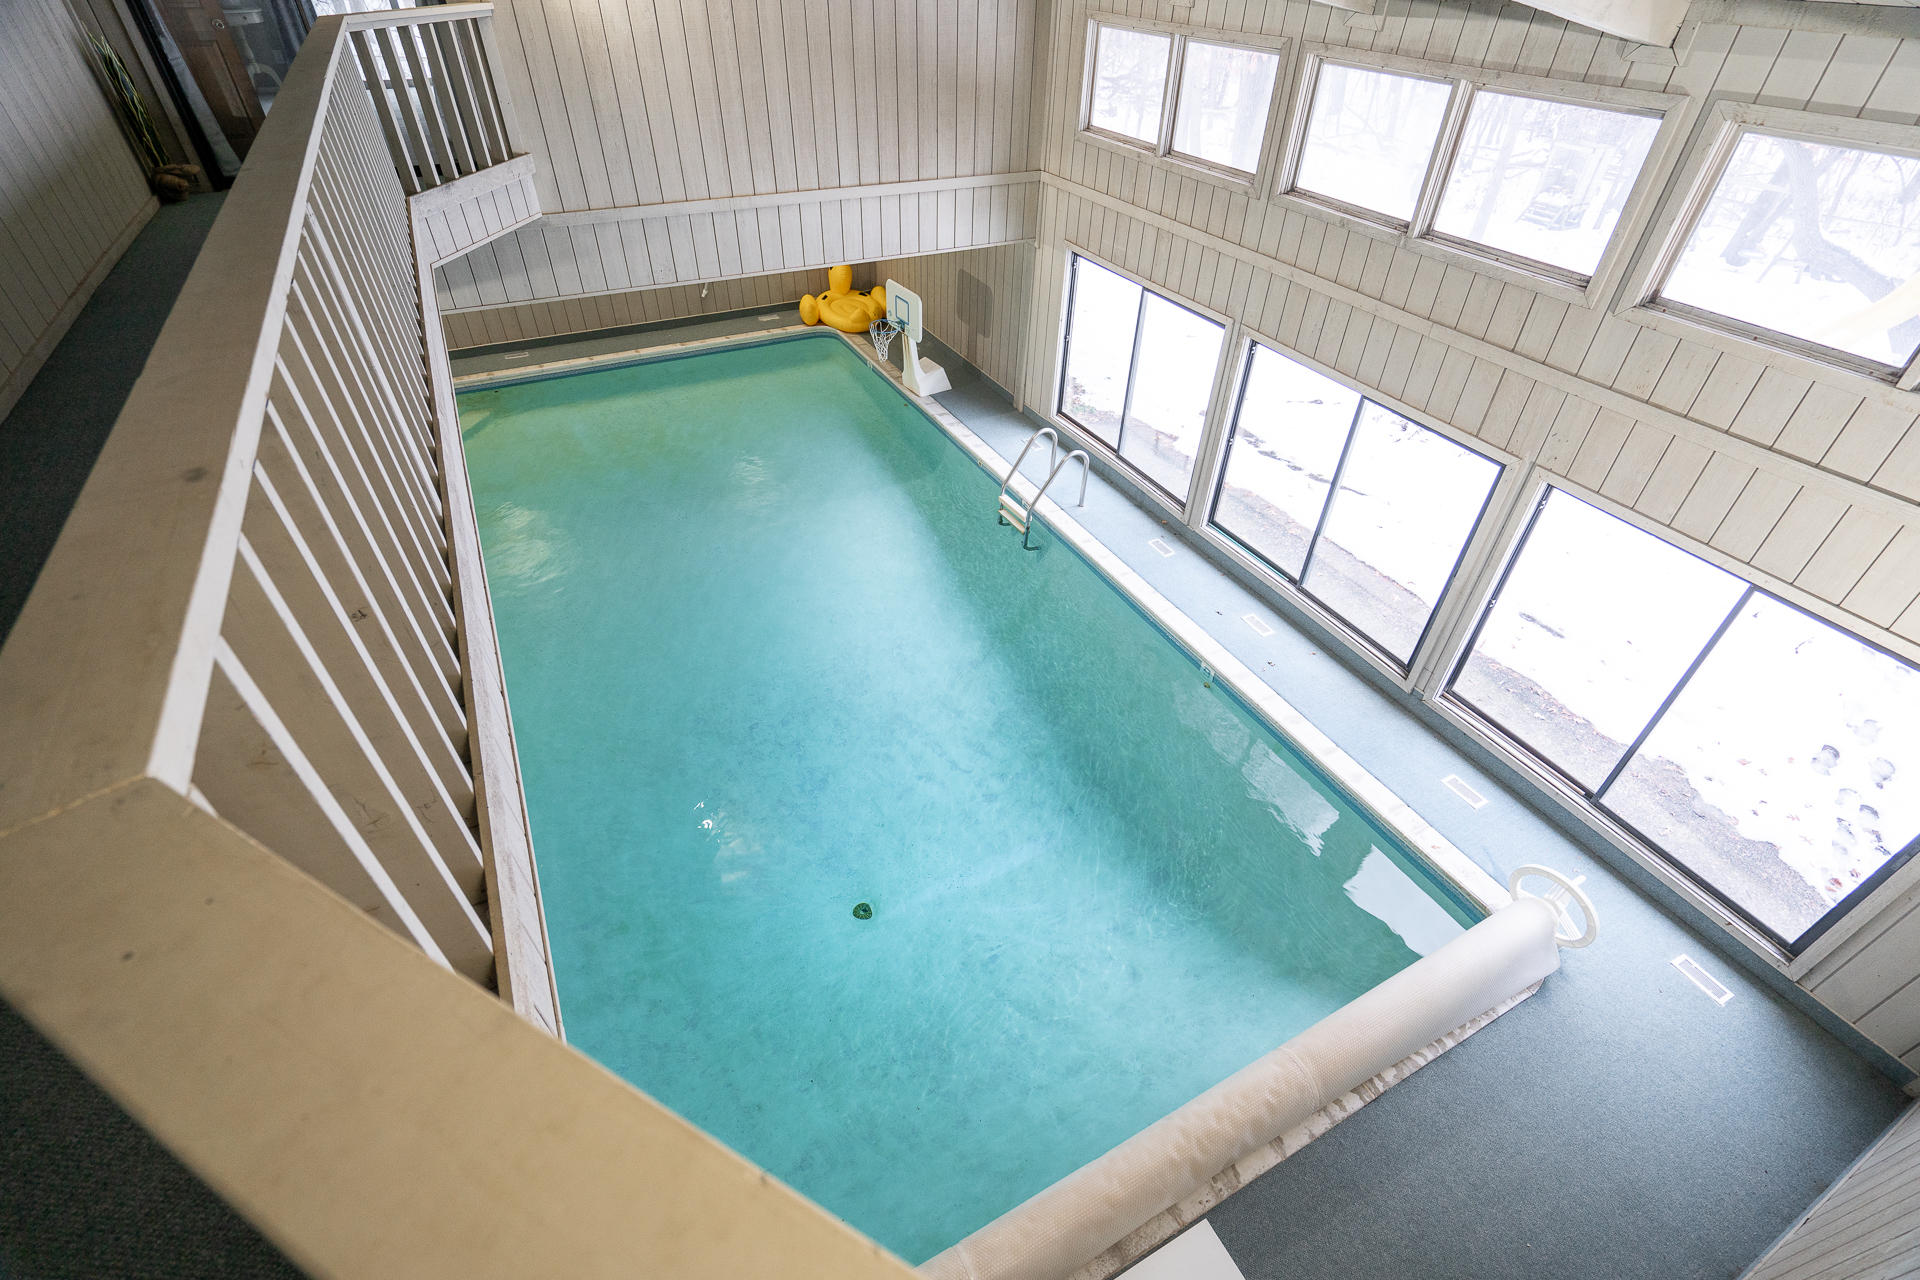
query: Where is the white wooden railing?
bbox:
[346,6,519,193]
[0,3,556,1025]
[0,9,919,1276]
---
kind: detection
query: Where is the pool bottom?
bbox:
[458,330,1507,1265]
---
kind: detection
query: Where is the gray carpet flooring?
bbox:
[0,193,305,1280]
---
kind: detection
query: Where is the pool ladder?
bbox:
[998,427,1089,551]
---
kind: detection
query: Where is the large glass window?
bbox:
[1211,345,1362,579]
[1602,596,1920,943]
[1088,27,1172,146]
[1655,132,1920,372]
[1285,59,1673,288]
[1059,258,1142,446]
[1059,256,1225,502]
[1083,24,1285,182]
[1303,405,1500,664]
[1431,94,1663,277]
[1294,64,1453,223]
[1170,41,1282,175]
[1211,344,1500,668]
[1451,491,1749,790]
[1448,488,1920,950]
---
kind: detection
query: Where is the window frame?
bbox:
[1275,46,1691,309]
[1622,99,1920,391]
[1078,14,1291,190]
[1435,481,1920,956]
[1205,335,1507,678]
[1054,248,1235,514]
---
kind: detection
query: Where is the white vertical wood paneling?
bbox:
[874,241,1035,399]
[436,178,1041,318]
[491,0,1038,216]
[1744,1103,1920,1280]
[439,267,830,349]
[444,0,1044,319]
[0,0,156,419]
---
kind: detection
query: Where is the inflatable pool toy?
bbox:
[801,265,887,334]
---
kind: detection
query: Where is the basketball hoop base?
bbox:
[902,343,951,396]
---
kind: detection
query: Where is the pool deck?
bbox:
[454,315,1914,1280]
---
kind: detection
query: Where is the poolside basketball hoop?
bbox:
[882,280,951,397]
[869,315,903,364]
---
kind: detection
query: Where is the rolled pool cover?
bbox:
[918,896,1564,1280]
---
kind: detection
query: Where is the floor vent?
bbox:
[758,314,781,320]
[1672,954,1734,1005]
[1149,538,1175,557]
[502,351,530,360]
[1441,774,1488,808]
[1243,613,1273,636]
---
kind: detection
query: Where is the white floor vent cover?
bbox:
[1441,774,1488,809]
[1125,1221,1248,1280]
[1672,954,1734,1006]
[1149,538,1175,558]
[1243,613,1274,636]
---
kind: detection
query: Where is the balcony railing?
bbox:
[0,8,918,1277]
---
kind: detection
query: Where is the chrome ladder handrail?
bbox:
[997,426,1089,550]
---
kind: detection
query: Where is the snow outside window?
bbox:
[1170,41,1281,175]
[1601,595,1920,945]
[1431,93,1662,278]
[1302,404,1499,664]
[1210,347,1498,666]
[1448,487,1920,948]
[1658,132,1920,369]
[1294,64,1453,223]
[1211,344,1362,579]
[1451,491,1748,791]
[1059,257,1142,448]
[1089,27,1172,146]
[1058,256,1224,503]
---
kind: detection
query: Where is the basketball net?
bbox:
[869,316,904,363]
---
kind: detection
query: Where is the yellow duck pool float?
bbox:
[800,264,887,334]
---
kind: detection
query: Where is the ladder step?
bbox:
[997,494,1029,533]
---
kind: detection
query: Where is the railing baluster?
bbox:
[394,23,459,186]
[351,28,419,196]
[372,25,439,190]
[417,22,475,177]
[453,19,509,165]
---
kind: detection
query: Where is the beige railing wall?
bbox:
[0,9,926,1277]
[0,5,560,1069]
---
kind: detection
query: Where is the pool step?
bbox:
[997,493,1030,533]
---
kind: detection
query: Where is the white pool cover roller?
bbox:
[919,894,1568,1280]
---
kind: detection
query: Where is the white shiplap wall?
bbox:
[441,267,832,349]
[0,0,157,420]
[434,176,1041,313]
[437,0,1054,327]
[1744,1103,1920,1280]
[1017,0,1920,1066]
[874,241,1036,398]
[493,0,1047,212]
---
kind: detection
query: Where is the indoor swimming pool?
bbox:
[457,333,1482,1263]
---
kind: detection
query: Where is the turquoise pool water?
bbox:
[459,335,1477,1263]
